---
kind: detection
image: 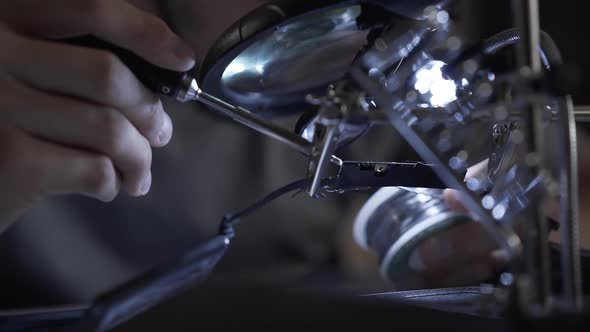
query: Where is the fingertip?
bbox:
[155,111,173,147]
[442,188,454,202]
[102,3,197,72]
[93,191,119,203]
[152,16,195,71]
[171,37,196,71]
[465,159,489,179]
[147,21,195,71]
[89,165,122,203]
[139,170,152,196]
[145,34,195,72]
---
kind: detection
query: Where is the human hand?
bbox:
[352,166,509,289]
[0,0,195,232]
[408,161,510,288]
[415,144,587,288]
[419,150,572,287]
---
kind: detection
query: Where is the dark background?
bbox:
[478,0,589,104]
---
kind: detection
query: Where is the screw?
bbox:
[374,165,388,175]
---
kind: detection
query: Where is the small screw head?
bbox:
[374,165,388,175]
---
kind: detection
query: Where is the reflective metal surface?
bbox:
[220,5,369,105]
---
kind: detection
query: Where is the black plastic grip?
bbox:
[61,35,189,98]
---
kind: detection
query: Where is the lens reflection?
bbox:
[221,5,369,109]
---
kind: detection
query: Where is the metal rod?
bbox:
[367,108,590,124]
[575,106,590,121]
[512,0,552,313]
[194,90,313,157]
[558,96,584,310]
[308,124,339,197]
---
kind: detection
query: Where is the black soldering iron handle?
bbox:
[61,35,190,99]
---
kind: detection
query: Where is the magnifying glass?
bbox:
[63,1,446,153]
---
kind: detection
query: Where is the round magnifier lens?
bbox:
[215,5,370,114]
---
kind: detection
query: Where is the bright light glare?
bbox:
[223,61,247,78]
[413,60,457,107]
[222,60,266,79]
[301,122,316,142]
